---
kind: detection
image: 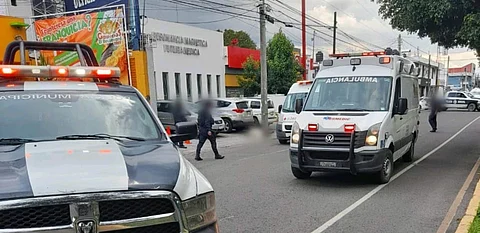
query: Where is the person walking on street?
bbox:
[172,100,188,148]
[195,101,224,161]
[429,92,440,132]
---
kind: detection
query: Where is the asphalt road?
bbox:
[180,111,480,233]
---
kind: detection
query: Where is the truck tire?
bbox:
[376,150,393,184]
[468,103,476,112]
[278,139,289,145]
[292,167,311,179]
[402,139,415,162]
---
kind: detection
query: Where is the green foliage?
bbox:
[266,31,303,94]
[376,0,480,53]
[238,56,261,96]
[238,31,302,96]
[223,29,257,49]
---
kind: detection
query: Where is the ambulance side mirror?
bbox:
[278,105,283,113]
[295,99,303,114]
[395,98,408,115]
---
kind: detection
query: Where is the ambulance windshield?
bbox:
[304,76,393,112]
[283,92,308,112]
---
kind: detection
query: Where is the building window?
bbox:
[186,73,192,102]
[207,74,212,97]
[162,72,169,100]
[216,75,221,97]
[197,74,202,99]
[175,73,181,98]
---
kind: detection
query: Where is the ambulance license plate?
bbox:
[319,162,337,167]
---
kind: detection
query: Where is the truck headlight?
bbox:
[291,121,300,144]
[365,123,381,146]
[182,192,217,231]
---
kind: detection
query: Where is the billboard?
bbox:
[65,0,127,12]
[34,9,130,85]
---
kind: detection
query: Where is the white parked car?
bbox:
[196,98,254,133]
[244,98,277,126]
[419,96,430,110]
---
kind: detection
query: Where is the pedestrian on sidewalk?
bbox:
[195,100,224,161]
[173,100,188,149]
[429,91,441,133]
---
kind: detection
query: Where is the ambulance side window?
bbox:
[393,78,402,112]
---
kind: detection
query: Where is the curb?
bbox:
[456,174,480,233]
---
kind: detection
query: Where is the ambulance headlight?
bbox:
[365,123,381,146]
[291,122,300,144]
[182,192,217,231]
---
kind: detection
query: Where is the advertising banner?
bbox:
[34,9,129,84]
[65,0,128,12]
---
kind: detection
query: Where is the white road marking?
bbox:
[311,116,480,233]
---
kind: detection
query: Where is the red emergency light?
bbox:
[344,124,356,133]
[297,80,313,85]
[0,65,121,80]
[308,123,318,131]
[330,51,386,58]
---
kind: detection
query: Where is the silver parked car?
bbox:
[196,98,254,133]
[157,101,225,134]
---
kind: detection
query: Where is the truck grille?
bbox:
[109,223,180,233]
[0,204,71,228]
[0,191,182,233]
[306,151,350,160]
[302,131,367,149]
[99,198,175,221]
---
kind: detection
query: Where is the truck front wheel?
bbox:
[292,167,312,179]
[376,150,393,184]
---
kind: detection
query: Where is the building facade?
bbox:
[224,45,260,97]
[448,63,476,91]
[144,19,226,102]
[409,56,442,97]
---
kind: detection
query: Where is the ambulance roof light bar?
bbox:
[297,80,313,85]
[0,65,121,80]
[329,51,386,58]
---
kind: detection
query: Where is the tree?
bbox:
[376,0,480,53]
[266,31,303,94]
[238,56,261,96]
[223,29,257,49]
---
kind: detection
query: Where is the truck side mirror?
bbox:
[395,98,408,115]
[295,99,303,114]
[278,104,283,113]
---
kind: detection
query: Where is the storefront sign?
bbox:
[65,0,128,11]
[146,32,208,56]
[34,9,130,85]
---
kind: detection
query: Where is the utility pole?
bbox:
[447,55,450,88]
[259,0,269,134]
[301,0,306,80]
[312,30,316,61]
[333,12,337,54]
[398,34,402,52]
[428,54,431,94]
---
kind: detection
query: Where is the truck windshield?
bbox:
[304,76,393,112]
[283,93,308,112]
[0,92,163,141]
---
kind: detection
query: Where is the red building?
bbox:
[224,46,260,97]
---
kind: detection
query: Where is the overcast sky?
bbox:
[141,0,477,68]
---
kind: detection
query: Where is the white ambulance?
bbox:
[290,51,420,184]
[276,80,313,144]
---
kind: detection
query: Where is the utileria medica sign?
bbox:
[146,32,208,56]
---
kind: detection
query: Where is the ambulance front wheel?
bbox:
[376,150,393,184]
[292,167,312,179]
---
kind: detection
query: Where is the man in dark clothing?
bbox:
[429,93,441,132]
[195,101,224,161]
[172,100,188,148]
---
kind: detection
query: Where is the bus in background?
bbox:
[276,80,313,144]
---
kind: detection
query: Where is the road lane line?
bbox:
[311,116,480,233]
[437,157,480,233]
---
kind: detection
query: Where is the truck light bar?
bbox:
[330,51,386,58]
[297,80,313,85]
[0,65,121,79]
